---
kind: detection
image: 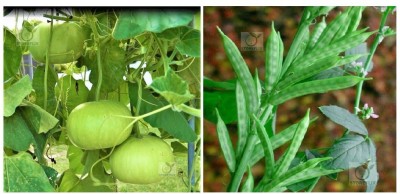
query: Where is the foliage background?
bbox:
[203,6,396,192]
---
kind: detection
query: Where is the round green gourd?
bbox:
[110,135,174,184]
[67,100,133,150]
[28,22,86,64]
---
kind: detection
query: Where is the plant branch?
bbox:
[44,9,54,111]
[353,7,393,113]
[86,11,103,101]
[176,104,201,118]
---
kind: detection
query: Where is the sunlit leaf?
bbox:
[4,152,54,192]
[113,9,194,40]
[149,69,194,105]
[4,27,22,81]
[4,75,32,117]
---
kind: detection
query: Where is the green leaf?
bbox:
[204,90,237,124]
[32,65,57,114]
[324,134,374,169]
[4,75,32,117]
[88,37,126,94]
[67,143,85,175]
[307,67,344,81]
[41,165,58,187]
[4,27,22,81]
[241,166,254,192]
[4,109,34,151]
[203,77,236,90]
[20,100,58,134]
[19,106,48,163]
[158,26,200,57]
[319,105,368,135]
[113,9,194,40]
[81,150,100,178]
[149,68,194,105]
[129,83,196,142]
[4,152,54,192]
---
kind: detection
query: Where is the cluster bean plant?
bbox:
[206,6,395,192]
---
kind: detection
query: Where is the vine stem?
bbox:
[44,9,54,111]
[353,7,393,113]
[86,11,103,101]
[176,104,201,118]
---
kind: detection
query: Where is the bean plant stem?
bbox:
[353,7,392,113]
[227,133,258,192]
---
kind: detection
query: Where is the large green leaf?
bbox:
[157,26,200,57]
[19,103,57,163]
[324,134,374,169]
[4,75,32,117]
[113,9,194,40]
[149,68,194,105]
[204,90,237,124]
[319,105,368,135]
[32,65,57,114]
[4,109,34,151]
[4,152,54,192]
[20,101,58,134]
[129,83,196,142]
[4,28,22,81]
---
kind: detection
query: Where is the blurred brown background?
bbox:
[203,7,396,192]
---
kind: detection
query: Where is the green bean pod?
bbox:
[277,32,284,79]
[346,6,365,35]
[282,167,343,188]
[235,81,249,161]
[306,17,327,52]
[253,115,275,178]
[281,22,310,78]
[265,22,281,94]
[269,76,366,105]
[276,54,362,90]
[332,7,352,42]
[313,11,349,51]
[215,108,236,174]
[217,27,258,115]
[240,166,254,192]
[273,109,310,177]
[286,30,373,74]
[249,117,318,166]
[254,68,262,106]
[262,157,335,191]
